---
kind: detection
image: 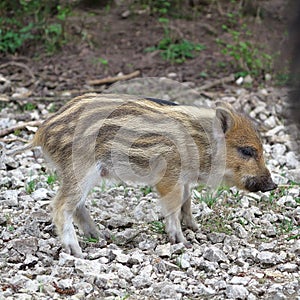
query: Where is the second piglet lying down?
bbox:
[15,94,277,257]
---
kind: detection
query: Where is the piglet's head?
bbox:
[215,101,277,193]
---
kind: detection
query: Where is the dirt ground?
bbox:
[0,0,293,96]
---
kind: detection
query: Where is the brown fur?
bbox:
[14,94,276,257]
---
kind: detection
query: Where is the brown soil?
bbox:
[0,0,292,96]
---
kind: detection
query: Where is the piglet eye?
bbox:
[238,146,256,158]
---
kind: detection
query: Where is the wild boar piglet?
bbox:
[6,94,277,257]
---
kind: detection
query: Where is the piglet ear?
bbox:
[215,101,235,133]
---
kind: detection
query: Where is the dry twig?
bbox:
[198,74,235,91]
[0,62,35,86]
[0,137,29,143]
[216,0,225,16]
[87,70,140,86]
[0,120,42,137]
[199,23,218,35]
[52,282,76,296]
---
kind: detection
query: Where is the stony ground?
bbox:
[0,77,299,300]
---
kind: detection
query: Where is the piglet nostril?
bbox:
[261,181,277,192]
[245,176,278,193]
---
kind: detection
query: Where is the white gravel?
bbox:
[0,82,299,300]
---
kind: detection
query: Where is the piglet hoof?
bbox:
[188,222,199,232]
[184,241,192,248]
[182,216,199,232]
[70,248,84,258]
[168,233,192,248]
[168,236,177,245]
[100,229,111,241]
[63,242,83,258]
[83,226,100,240]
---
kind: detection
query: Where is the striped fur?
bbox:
[26,93,276,257]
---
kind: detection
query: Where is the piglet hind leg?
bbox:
[181,185,199,232]
[52,186,84,258]
[52,175,99,258]
[156,180,190,247]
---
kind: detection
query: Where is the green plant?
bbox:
[144,4,205,63]
[198,191,218,208]
[8,225,15,232]
[86,237,99,243]
[230,188,240,199]
[22,102,37,111]
[26,179,37,194]
[47,173,57,186]
[43,4,71,52]
[217,61,227,68]
[201,213,232,235]
[216,24,273,77]
[267,185,291,205]
[150,220,165,234]
[160,38,205,63]
[48,103,57,113]
[4,213,10,221]
[140,0,171,15]
[92,57,109,70]
[288,233,300,240]
[0,1,71,54]
[278,218,295,234]
[116,294,131,300]
[153,0,171,15]
[124,187,133,197]
[0,21,34,53]
[13,129,21,136]
[56,4,70,22]
[194,186,225,208]
[4,213,12,227]
[91,199,98,207]
[199,71,208,78]
[275,73,290,86]
[38,281,44,293]
[140,186,153,196]
[44,23,63,53]
[97,57,108,65]
[138,0,187,17]
[176,254,183,268]
[100,179,107,192]
[146,18,205,63]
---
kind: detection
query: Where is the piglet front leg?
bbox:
[156,181,191,247]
